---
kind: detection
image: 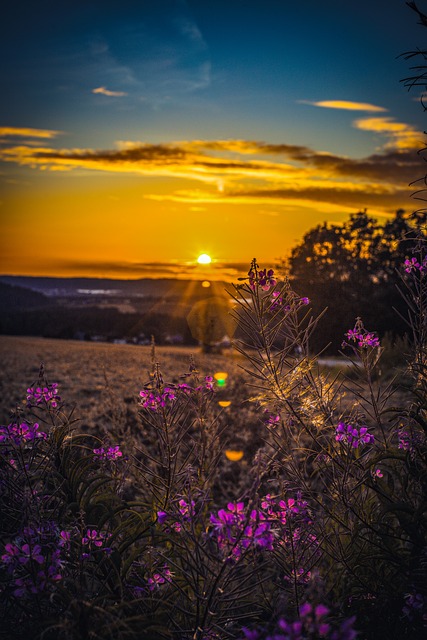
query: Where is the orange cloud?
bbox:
[146,184,411,211]
[0,132,420,217]
[353,117,423,150]
[0,127,60,139]
[2,139,418,187]
[307,100,387,112]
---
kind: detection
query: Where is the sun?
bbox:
[197,253,212,265]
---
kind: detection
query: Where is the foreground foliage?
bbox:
[1,249,427,640]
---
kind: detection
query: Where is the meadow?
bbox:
[0,257,426,640]
[0,337,247,433]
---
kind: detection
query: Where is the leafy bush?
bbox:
[1,251,426,639]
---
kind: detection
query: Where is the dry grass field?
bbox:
[0,335,251,431]
[0,334,407,457]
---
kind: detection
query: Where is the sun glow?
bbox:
[197,253,212,265]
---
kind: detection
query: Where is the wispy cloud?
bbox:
[304,100,387,112]
[0,127,61,139]
[0,128,421,215]
[145,185,411,213]
[92,86,128,97]
[0,138,419,182]
[75,4,211,108]
[353,116,423,150]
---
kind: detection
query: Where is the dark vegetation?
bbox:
[0,256,427,639]
[0,297,197,345]
[287,209,426,352]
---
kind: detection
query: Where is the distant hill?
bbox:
[0,276,229,301]
[0,281,51,310]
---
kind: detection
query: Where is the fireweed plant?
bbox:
[0,255,426,639]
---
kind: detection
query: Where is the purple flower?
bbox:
[210,502,276,560]
[18,544,44,565]
[26,383,61,408]
[266,412,281,427]
[402,592,427,622]
[270,291,284,311]
[258,269,277,291]
[344,321,380,350]
[157,510,168,524]
[139,385,186,411]
[242,629,261,640]
[178,498,195,520]
[81,529,111,557]
[59,531,71,549]
[404,256,427,273]
[93,445,123,460]
[1,543,21,566]
[248,267,257,290]
[147,564,173,591]
[195,376,215,392]
[335,422,374,448]
[247,264,277,292]
[1,528,65,599]
[0,422,47,447]
[241,602,357,640]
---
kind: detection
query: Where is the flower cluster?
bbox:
[139,387,177,410]
[242,603,357,640]
[402,592,427,625]
[130,562,174,597]
[209,502,274,561]
[260,493,313,527]
[397,427,424,454]
[0,421,47,447]
[93,445,123,460]
[265,412,281,428]
[260,493,317,559]
[81,528,112,559]
[270,292,310,313]
[1,527,64,598]
[157,498,196,533]
[344,325,380,349]
[404,256,427,274]
[147,564,173,591]
[335,422,374,448]
[177,376,215,394]
[284,567,312,585]
[139,377,214,411]
[248,265,277,292]
[26,383,61,408]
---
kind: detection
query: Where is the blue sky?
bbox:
[0,0,426,279]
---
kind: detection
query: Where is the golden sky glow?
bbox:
[0,1,424,281]
[0,119,422,279]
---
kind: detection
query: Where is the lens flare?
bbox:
[225,450,244,462]
[214,372,228,387]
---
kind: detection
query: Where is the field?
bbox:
[0,335,246,426]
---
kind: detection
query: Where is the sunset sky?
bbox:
[1,0,426,281]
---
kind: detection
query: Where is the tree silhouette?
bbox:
[287,210,423,352]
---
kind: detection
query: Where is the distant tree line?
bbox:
[0,285,197,345]
[286,209,426,352]
[2,208,426,353]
